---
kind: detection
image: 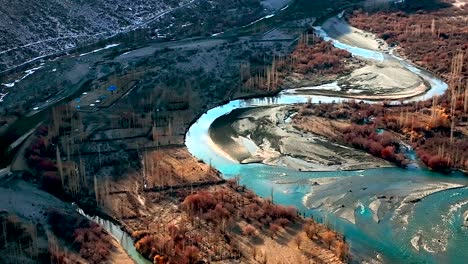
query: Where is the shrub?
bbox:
[269,223,281,237]
[340,124,410,167]
[274,218,290,228]
[183,246,200,263]
[321,230,335,249]
[182,191,217,214]
[47,210,112,263]
[335,240,350,261]
[242,224,257,236]
[305,222,319,239]
[428,155,450,172]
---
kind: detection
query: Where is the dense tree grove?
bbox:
[289,35,352,75]
[348,5,467,79]
[48,210,114,263]
[340,124,410,167]
[297,101,412,167]
[346,2,467,172]
[133,181,300,263]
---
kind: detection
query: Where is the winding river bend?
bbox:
[186,25,468,263]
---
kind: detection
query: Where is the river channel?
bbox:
[185,24,468,264]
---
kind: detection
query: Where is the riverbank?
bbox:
[4,1,465,263]
[0,7,359,262]
[321,16,388,52]
[344,5,467,172]
[97,146,348,263]
[280,17,429,101]
[209,105,393,171]
[186,4,467,262]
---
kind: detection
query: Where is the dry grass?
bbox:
[142,147,220,188]
[100,164,346,264]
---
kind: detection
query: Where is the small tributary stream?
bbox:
[75,206,152,264]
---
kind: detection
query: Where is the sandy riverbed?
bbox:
[304,175,464,226]
[287,60,428,100]
[285,17,428,101]
[321,16,388,52]
[209,105,392,171]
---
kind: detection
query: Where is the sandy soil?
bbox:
[235,223,344,264]
[452,0,467,8]
[209,105,392,171]
[304,175,464,227]
[321,17,388,52]
[142,146,220,188]
[288,59,427,101]
[338,62,426,98]
[284,17,428,101]
[97,146,221,219]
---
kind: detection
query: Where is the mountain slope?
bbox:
[0,0,267,72]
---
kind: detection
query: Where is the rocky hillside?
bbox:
[0,0,269,72]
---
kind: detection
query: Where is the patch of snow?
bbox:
[79,44,120,57]
[0,92,8,102]
[2,83,15,88]
[65,43,75,49]
[243,14,276,28]
[22,66,43,79]
[348,89,364,94]
[211,32,224,37]
[1,65,43,87]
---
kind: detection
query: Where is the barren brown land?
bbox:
[100,149,348,263]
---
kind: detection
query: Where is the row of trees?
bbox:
[24,105,110,211]
[0,213,44,263]
[134,225,202,264]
